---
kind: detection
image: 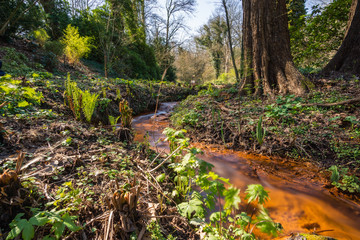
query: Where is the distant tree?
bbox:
[152,0,196,81]
[323,0,360,74]
[40,0,71,39]
[196,16,227,79]
[174,46,206,84]
[241,0,307,96]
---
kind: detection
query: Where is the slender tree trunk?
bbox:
[222,0,239,82]
[241,0,307,96]
[323,0,360,74]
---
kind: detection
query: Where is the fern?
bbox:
[82,90,99,123]
[65,75,82,120]
[109,115,121,132]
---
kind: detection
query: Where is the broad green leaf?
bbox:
[6,225,22,240]
[62,213,81,232]
[177,198,204,219]
[52,221,65,239]
[21,221,35,240]
[256,206,282,237]
[224,187,241,212]
[245,184,269,204]
[29,215,48,226]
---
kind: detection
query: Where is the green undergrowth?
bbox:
[171,79,360,196]
[162,128,283,239]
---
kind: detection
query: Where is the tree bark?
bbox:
[323,0,360,74]
[241,0,308,96]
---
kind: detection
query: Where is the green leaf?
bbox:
[245,184,269,204]
[329,165,340,183]
[21,221,35,240]
[6,225,22,240]
[224,187,241,213]
[256,206,282,237]
[29,214,48,226]
[177,198,204,219]
[155,173,166,183]
[62,213,81,232]
[52,221,65,239]
[18,100,30,107]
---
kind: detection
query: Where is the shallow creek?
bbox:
[132,102,360,240]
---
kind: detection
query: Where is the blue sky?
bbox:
[157,0,328,40]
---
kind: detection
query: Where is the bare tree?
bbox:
[151,0,196,80]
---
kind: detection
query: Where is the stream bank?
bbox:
[133,102,360,240]
[170,75,360,201]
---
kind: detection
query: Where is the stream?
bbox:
[132,102,360,240]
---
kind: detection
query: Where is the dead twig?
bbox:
[149,145,182,173]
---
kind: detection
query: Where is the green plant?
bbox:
[0,75,43,115]
[45,41,65,56]
[64,75,82,120]
[256,116,266,146]
[146,221,177,240]
[328,166,360,193]
[32,29,50,47]
[119,99,133,128]
[82,90,99,123]
[61,24,93,64]
[47,181,83,211]
[109,115,121,132]
[7,208,81,240]
[64,75,99,123]
[164,128,281,239]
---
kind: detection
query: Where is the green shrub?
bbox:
[0,47,44,76]
[45,41,64,56]
[61,24,93,64]
[32,29,50,47]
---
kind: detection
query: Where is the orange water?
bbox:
[132,103,360,239]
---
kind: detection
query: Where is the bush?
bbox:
[61,24,93,64]
[44,41,64,57]
[32,29,50,47]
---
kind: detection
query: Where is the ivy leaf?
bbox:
[177,198,204,219]
[245,184,269,204]
[224,187,241,213]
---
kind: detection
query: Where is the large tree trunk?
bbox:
[241,0,307,96]
[323,0,360,74]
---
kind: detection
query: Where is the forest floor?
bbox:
[171,73,360,200]
[0,45,199,239]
